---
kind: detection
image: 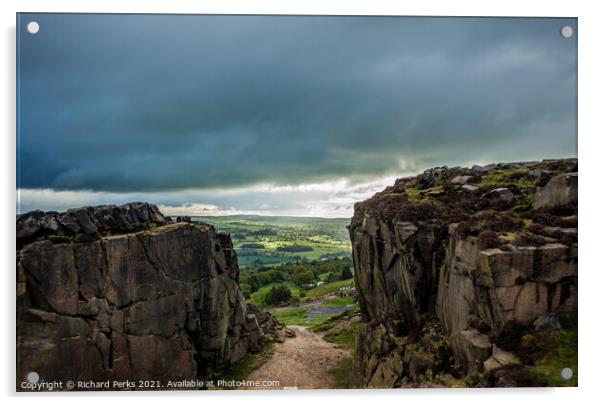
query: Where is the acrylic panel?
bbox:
[16,13,577,391]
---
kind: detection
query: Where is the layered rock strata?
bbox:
[349,159,577,387]
[17,203,261,390]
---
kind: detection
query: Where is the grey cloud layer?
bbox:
[18,15,577,193]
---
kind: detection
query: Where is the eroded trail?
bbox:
[245,326,351,390]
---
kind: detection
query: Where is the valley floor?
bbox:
[244,326,351,390]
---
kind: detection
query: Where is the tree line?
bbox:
[239,257,353,305]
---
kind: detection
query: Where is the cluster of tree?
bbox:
[239,257,353,300]
[341,265,353,280]
[324,265,352,282]
[276,244,314,252]
[249,228,278,236]
[319,251,352,260]
[263,285,293,306]
[244,268,285,292]
[293,269,315,287]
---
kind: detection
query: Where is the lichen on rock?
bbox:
[349,159,577,388]
[16,203,264,390]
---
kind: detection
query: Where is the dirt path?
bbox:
[244,326,351,390]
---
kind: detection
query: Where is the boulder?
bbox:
[245,315,262,353]
[451,175,472,185]
[462,184,479,192]
[533,313,561,331]
[245,303,284,343]
[471,165,488,173]
[417,166,449,188]
[449,329,492,374]
[483,345,521,373]
[484,187,514,203]
[534,172,578,209]
[58,212,82,234]
[130,202,151,223]
[148,204,167,223]
[528,168,551,186]
[39,214,61,233]
[68,208,98,235]
[16,214,41,240]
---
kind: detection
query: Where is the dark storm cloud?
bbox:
[17,14,577,192]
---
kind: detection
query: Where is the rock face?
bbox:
[349,159,577,387]
[534,172,577,209]
[17,203,261,390]
[17,202,171,248]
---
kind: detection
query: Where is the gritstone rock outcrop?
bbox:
[17,203,263,390]
[349,159,577,387]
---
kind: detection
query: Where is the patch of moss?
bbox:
[509,193,536,214]
[328,357,353,388]
[515,177,538,190]
[496,318,577,387]
[527,323,578,387]
[462,372,483,387]
[480,168,537,191]
[424,185,444,196]
[501,231,518,242]
[435,373,471,388]
[405,188,422,202]
[522,218,534,227]
[323,322,361,349]
[405,186,445,203]
[481,169,511,185]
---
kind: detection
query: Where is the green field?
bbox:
[304,278,355,299]
[195,215,352,267]
[242,257,354,305]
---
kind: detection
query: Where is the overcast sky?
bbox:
[17,14,577,217]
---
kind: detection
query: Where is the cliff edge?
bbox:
[349,159,577,387]
[17,203,262,389]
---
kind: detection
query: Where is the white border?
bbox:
[3,1,601,404]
